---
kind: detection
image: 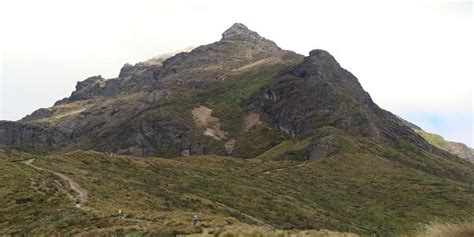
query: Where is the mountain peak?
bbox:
[226,22,249,31]
[221,23,263,41]
[221,23,281,53]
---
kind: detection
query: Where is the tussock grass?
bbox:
[407,220,474,237]
[213,225,358,237]
[255,139,310,160]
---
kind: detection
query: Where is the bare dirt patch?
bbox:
[244,113,262,131]
[230,55,282,74]
[192,106,226,140]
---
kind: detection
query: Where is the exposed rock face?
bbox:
[0,23,446,160]
[0,121,69,150]
[69,76,106,101]
[308,135,341,160]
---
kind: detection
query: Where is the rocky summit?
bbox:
[1,23,473,236]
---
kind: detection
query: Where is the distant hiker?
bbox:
[192,215,199,226]
[75,197,81,208]
[118,209,127,219]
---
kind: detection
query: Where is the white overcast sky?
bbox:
[0,0,473,146]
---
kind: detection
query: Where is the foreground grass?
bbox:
[0,149,203,236]
[210,225,359,237]
[182,220,474,237]
[400,220,474,237]
[1,145,473,236]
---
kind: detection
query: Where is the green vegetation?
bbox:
[0,149,106,235]
[255,139,310,160]
[415,129,473,162]
[416,130,449,149]
[2,145,473,236]
[197,60,296,108]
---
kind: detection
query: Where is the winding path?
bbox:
[261,162,310,175]
[21,159,161,227]
[23,159,89,203]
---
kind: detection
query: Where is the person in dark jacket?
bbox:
[192,215,199,225]
[75,197,81,207]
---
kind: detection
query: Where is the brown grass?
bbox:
[400,220,474,237]
[415,220,474,237]
[212,225,359,237]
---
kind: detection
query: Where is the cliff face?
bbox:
[0,121,69,150]
[0,23,455,162]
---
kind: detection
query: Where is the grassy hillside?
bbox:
[2,144,473,236]
[415,130,474,162]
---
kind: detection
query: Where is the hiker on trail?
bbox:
[75,197,81,208]
[118,209,127,219]
[192,215,199,226]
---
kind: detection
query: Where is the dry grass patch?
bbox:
[408,220,474,237]
[213,225,359,237]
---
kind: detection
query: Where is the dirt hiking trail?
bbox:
[23,159,89,203]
